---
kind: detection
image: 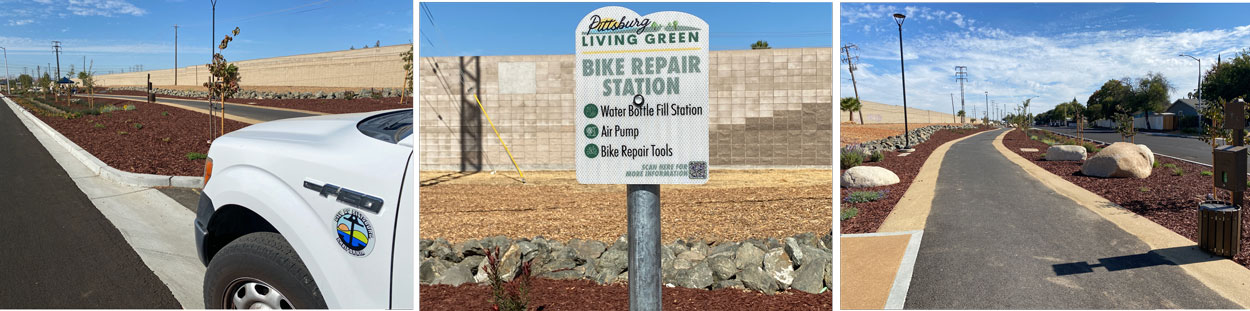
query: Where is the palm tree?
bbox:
[840,97,861,123]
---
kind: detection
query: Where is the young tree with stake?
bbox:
[204,27,242,140]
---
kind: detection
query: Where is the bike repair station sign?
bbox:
[575,6,709,184]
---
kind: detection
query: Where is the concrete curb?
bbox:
[1,94,203,188]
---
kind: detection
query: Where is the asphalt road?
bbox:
[89,93,317,122]
[0,101,181,308]
[1036,126,1234,167]
[904,129,1238,309]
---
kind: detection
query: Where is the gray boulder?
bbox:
[674,261,714,289]
[433,265,473,286]
[1081,142,1152,178]
[790,257,826,294]
[763,248,795,288]
[1045,145,1087,161]
[593,249,628,284]
[568,239,606,261]
[737,266,779,294]
[706,252,737,281]
[734,243,765,270]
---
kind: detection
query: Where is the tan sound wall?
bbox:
[96,44,411,88]
[419,47,834,171]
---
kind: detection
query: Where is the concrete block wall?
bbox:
[419,47,833,171]
[96,44,411,88]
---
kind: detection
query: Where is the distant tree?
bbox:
[17,74,32,90]
[1087,79,1133,121]
[1201,50,1250,103]
[957,109,965,118]
[350,46,355,50]
[1132,72,1172,130]
[839,96,861,123]
[375,40,381,48]
[751,40,770,50]
[77,70,95,109]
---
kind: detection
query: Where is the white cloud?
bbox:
[8,19,33,26]
[841,6,1250,115]
[67,0,146,16]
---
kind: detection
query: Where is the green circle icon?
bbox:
[585,144,599,158]
[583,104,598,118]
[584,124,599,139]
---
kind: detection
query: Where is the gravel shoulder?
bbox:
[418,169,832,243]
[840,122,964,146]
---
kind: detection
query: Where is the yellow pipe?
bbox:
[474,94,526,183]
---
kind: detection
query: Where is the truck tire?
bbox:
[204,232,327,309]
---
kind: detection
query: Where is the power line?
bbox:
[955,65,968,123]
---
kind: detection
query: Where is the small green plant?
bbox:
[1201,170,1213,176]
[161,111,169,116]
[116,131,128,135]
[369,89,382,99]
[1140,187,1150,192]
[1172,167,1184,176]
[869,150,884,162]
[840,207,859,221]
[132,123,143,129]
[844,190,889,204]
[161,137,171,143]
[483,246,534,311]
[1162,163,1177,169]
[343,90,357,100]
[185,152,208,160]
[93,123,104,129]
[1152,161,1160,168]
[841,145,865,169]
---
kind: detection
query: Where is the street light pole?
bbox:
[1,47,8,94]
[174,25,179,86]
[894,13,912,151]
[984,91,989,124]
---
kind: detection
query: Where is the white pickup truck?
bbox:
[194,109,414,309]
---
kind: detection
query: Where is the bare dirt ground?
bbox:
[101,85,398,93]
[840,123,963,146]
[419,169,833,243]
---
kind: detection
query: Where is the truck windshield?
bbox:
[357,109,413,144]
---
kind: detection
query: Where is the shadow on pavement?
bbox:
[1052,245,1228,276]
[420,171,478,187]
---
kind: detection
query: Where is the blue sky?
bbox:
[0,0,412,78]
[840,3,1250,116]
[418,2,832,57]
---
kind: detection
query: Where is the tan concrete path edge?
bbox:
[877,129,997,232]
[992,128,1250,308]
[87,94,267,124]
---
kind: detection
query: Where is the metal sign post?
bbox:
[576,7,709,310]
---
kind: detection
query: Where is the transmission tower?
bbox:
[955,66,968,123]
[840,44,864,124]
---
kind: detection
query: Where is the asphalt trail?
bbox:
[1037,126,1236,167]
[904,129,1238,309]
[0,101,180,308]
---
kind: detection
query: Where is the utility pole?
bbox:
[841,44,864,124]
[984,91,989,123]
[174,24,179,85]
[955,66,968,123]
[1,47,8,94]
[52,41,61,79]
[950,93,956,123]
[209,0,218,142]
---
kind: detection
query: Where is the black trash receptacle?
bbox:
[1198,201,1241,257]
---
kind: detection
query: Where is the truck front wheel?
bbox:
[204,232,327,309]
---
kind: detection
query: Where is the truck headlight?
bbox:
[203,157,213,186]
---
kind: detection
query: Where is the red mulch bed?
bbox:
[840,126,994,234]
[101,89,410,115]
[420,279,832,310]
[1004,128,1250,268]
[10,94,248,176]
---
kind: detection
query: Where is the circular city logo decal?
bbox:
[583,104,598,118]
[334,209,375,257]
[584,124,599,139]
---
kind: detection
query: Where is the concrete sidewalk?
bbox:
[903,129,1238,309]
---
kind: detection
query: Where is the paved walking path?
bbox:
[87,93,319,123]
[904,129,1239,309]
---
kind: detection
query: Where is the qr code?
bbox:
[688,161,707,179]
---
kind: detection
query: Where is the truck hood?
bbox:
[221,109,406,143]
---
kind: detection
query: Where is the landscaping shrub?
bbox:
[185,152,208,160]
[1152,161,1160,168]
[869,150,884,162]
[1172,167,1184,176]
[1201,171,1214,176]
[1162,163,1177,169]
[343,90,357,100]
[93,123,104,129]
[132,123,143,130]
[483,246,534,311]
[840,208,859,221]
[1140,187,1150,192]
[841,145,865,169]
[844,190,888,204]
